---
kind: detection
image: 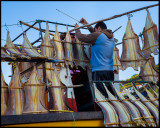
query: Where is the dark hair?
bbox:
[94,21,107,30]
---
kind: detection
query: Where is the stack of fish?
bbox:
[23,66,48,114]
[142,9,159,58]
[1,70,9,116]
[93,82,159,127]
[120,16,146,71]
[6,63,25,115]
[139,55,159,84]
[39,22,68,112]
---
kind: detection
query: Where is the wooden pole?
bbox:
[69,3,158,32]
[20,21,55,36]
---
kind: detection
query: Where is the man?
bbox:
[74,18,115,98]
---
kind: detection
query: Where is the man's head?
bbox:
[94,21,107,32]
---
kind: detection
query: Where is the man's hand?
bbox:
[74,23,79,29]
[79,18,88,25]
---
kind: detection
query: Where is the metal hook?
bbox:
[127,13,133,19]
[5,23,9,31]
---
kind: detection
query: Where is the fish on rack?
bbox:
[23,66,48,114]
[51,24,64,67]
[4,31,30,59]
[121,83,157,127]
[63,26,74,68]
[103,83,134,127]
[21,33,46,59]
[93,83,119,127]
[113,46,122,74]
[1,47,16,61]
[131,83,159,126]
[73,35,89,70]
[48,65,69,112]
[1,70,9,116]
[112,83,146,127]
[142,9,159,58]
[139,55,159,84]
[143,84,159,108]
[120,16,146,71]
[6,63,25,115]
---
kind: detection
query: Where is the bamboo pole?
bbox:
[19,21,55,36]
[69,3,158,32]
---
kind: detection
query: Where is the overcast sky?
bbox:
[1,1,159,84]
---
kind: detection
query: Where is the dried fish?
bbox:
[103,83,134,127]
[132,84,159,126]
[121,84,156,127]
[143,84,158,108]
[113,46,122,74]
[93,83,119,127]
[120,17,146,71]
[21,33,46,59]
[1,70,9,116]
[6,63,24,115]
[139,55,159,84]
[4,31,30,59]
[49,65,68,112]
[51,25,64,67]
[112,83,146,126]
[73,35,89,70]
[1,47,16,61]
[142,9,159,58]
[23,66,48,114]
[64,26,74,68]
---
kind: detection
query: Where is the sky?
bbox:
[1,1,159,85]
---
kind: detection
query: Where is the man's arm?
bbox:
[75,29,100,45]
[80,18,94,33]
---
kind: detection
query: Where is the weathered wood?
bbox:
[20,21,55,36]
[69,4,158,32]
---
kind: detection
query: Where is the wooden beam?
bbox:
[19,21,55,36]
[69,4,158,32]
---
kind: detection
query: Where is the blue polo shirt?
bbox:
[91,33,115,72]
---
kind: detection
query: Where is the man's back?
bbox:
[91,33,115,72]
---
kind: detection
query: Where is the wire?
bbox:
[1,20,36,27]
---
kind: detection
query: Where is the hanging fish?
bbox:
[131,83,159,126]
[73,34,89,70]
[113,46,122,74]
[142,9,159,58]
[60,66,77,112]
[93,83,119,127]
[4,31,30,59]
[1,70,9,116]
[120,16,146,71]
[23,66,48,114]
[139,55,159,84]
[21,33,46,59]
[6,63,25,115]
[143,84,159,108]
[1,47,16,61]
[49,65,69,112]
[121,84,156,127]
[103,83,134,127]
[51,24,64,67]
[63,26,74,68]
[38,22,55,82]
[112,83,146,127]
